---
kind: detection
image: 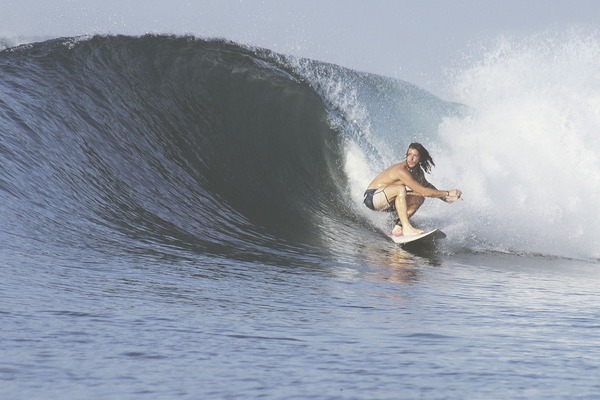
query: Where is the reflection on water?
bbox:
[358,241,443,284]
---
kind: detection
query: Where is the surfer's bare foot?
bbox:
[391,225,403,236]
[402,226,424,236]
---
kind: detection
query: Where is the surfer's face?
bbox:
[406,148,421,169]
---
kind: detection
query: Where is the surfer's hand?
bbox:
[445,189,463,203]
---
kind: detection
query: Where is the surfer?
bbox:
[363,142,462,237]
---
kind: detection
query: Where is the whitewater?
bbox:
[1,31,600,400]
[434,30,600,260]
[330,30,600,261]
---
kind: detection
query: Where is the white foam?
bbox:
[431,29,600,259]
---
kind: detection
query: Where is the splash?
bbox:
[433,29,600,259]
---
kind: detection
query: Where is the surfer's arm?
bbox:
[405,171,462,202]
[398,170,448,199]
[421,181,454,202]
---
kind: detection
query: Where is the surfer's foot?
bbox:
[402,226,424,236]
[391,224,403,237]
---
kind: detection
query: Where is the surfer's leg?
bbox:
[392,186,424,236]
[393,195,424,233]
[406,193,425,218]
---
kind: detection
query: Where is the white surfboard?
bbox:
[389,229,439,245]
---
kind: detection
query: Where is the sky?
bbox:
[2,0,600,96]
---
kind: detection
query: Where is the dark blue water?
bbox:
[2,35,599,399]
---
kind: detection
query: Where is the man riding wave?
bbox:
[364,143,462,236]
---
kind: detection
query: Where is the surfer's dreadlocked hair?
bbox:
[408,142,435,174]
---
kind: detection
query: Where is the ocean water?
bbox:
[1,33,600,399]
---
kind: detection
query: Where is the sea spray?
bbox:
[432,29,600,259]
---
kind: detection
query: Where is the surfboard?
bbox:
[389,229,439,245]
